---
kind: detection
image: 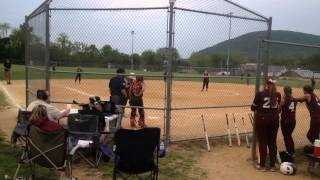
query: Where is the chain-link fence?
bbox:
[25,2,49,106]
[25,0,271,145]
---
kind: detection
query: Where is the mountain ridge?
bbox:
[199,30,320,60]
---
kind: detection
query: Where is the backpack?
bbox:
[131,80,142,96]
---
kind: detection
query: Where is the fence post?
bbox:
[165,0,175,147]
[45,2,51,92]
[263,17,272,79]
[24,16,30,107]
[252,41,262,162]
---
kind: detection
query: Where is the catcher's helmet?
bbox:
[280,162,296,175]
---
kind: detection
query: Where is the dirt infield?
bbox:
[4,79,311,147]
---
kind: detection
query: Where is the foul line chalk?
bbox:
[54,84,94,97]
[148,116,160,120]
[0,82,23,109]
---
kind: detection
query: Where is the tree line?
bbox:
[1,22,320,72]
[50,33,183,70]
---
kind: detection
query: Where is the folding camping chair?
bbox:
[68,113,100,167]
[13,125,71,180]
[11,109,32,152]
[113,128,160,180]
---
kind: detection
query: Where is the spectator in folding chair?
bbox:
[13,124,73,180]
[113,128,160,180]
[29,105,63,132]
[27,89,70,122]
[12,105,63,151]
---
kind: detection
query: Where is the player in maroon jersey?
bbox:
[295,85,320,144]
[251,79,281,171]
[202,70,209,91]
[279,86,297,155]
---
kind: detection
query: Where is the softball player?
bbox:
[295,85,320,144]
[311,75,316,90]
[279,86,297,155]
[251,79,281,171]
[202,70,209,91]
[3,59,11,85]
[74,65,82,84]
[129,75,146,128]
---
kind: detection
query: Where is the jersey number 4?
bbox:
[288,102,295,112]
[262,97,278,109]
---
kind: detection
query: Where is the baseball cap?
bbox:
[267,78,277,84]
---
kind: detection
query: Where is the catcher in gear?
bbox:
[129,75,146,128]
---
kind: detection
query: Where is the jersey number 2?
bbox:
[262,97,278,109]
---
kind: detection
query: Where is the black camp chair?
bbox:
[68,113,100,167]
[13,125,71,180]
[113,128,160,180]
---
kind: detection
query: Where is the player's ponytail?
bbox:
[269,83,277,107]
[284,86,292,99]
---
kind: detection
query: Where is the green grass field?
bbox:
[0,64,316,89]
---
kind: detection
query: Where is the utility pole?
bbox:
[131,30,135,70]
[227,12,233,75]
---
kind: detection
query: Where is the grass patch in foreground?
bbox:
[0,134,58,179]
[99,141,207,180]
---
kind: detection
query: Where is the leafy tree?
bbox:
[0,22,11,38]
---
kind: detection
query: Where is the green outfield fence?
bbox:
[25,0,273,152]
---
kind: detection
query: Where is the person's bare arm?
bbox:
[59,108,70,118]
[138,83,145,97]
[294,94,310,103]
[278,97,285,112]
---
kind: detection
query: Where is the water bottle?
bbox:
[159,141,166,158]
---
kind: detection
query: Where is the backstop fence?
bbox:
[25,0,271,146]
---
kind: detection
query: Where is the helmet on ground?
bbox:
[280,162,296,175]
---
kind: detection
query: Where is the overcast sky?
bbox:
[1,0,319,35]
[1,0,319,57]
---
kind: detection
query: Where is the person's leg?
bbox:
[256,116,268,167]
[205,81,209,91]
[8,70,11,84]
[110,95,121,113]
[202,80,205,91]
[307,118,320,144]
[268,117,279,168]
[137,97,146,127]
[5,71,9,84]
[129,98,137,127]
[281,119,296,154]
[74,74,78,83]
[130,107,137,127]
[79,74,81,84]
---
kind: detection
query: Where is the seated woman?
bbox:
[29,105,63,132]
